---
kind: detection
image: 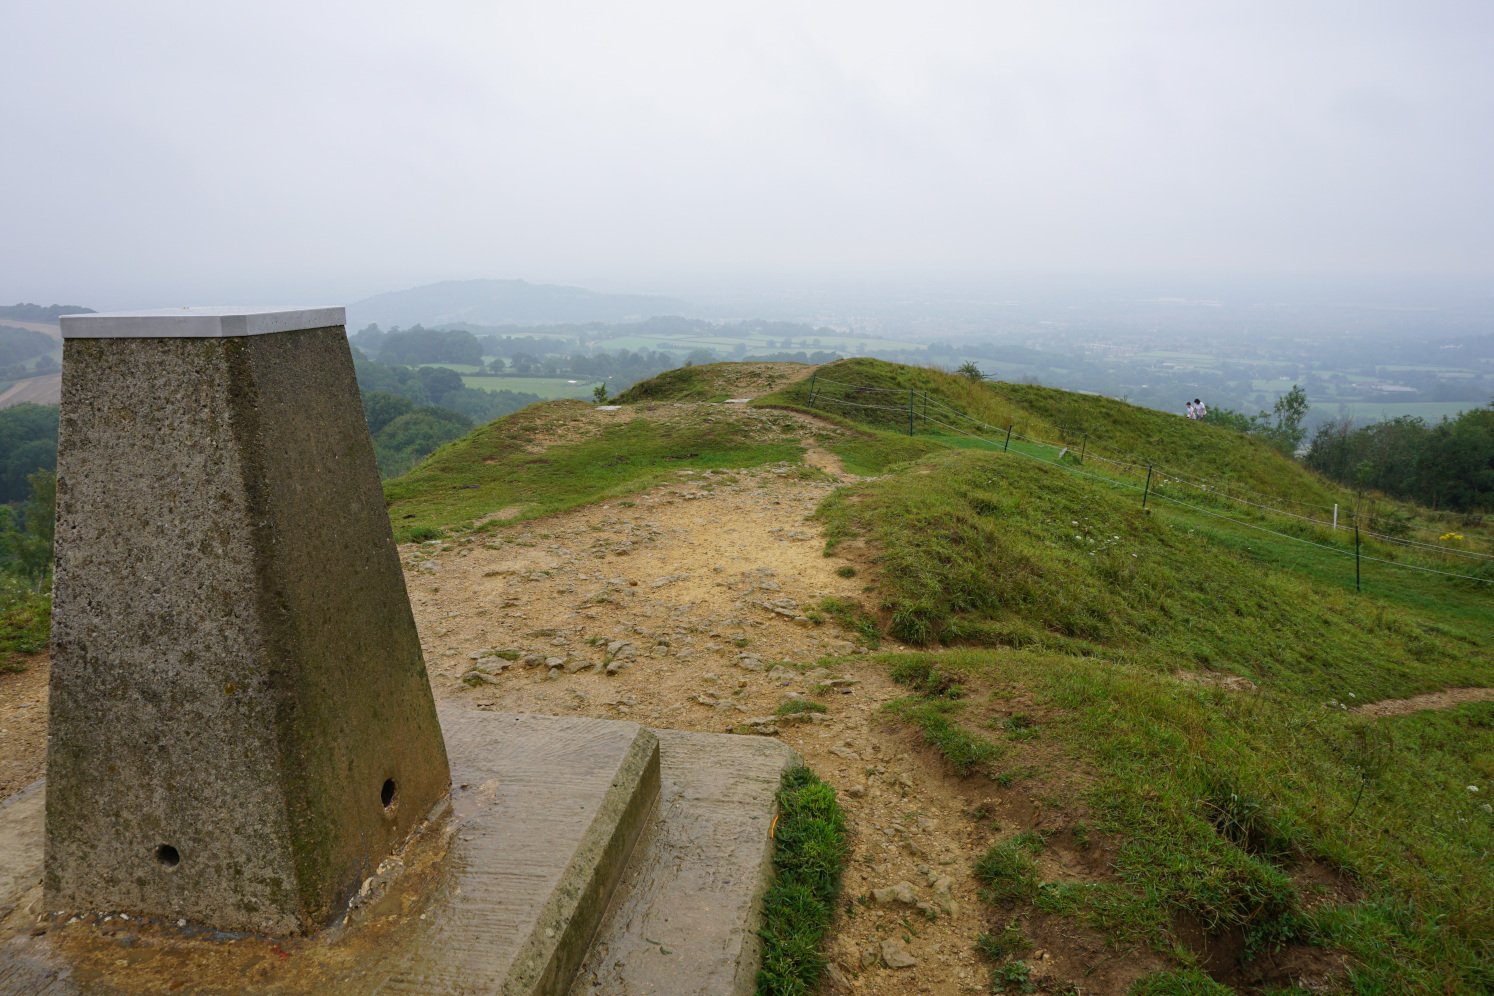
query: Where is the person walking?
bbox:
[1194,398,1207,419]
[1185,400,1197,419]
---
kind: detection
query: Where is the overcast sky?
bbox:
[3,1,1492,308]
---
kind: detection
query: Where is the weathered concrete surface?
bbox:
[60,306,345,339]
[48,324,449,934]
[570,731,802,996]
[0,712,661,994]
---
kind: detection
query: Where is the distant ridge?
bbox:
[0,304,94,322]
[348,279,690,329]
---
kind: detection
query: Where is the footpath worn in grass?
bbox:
[884,652,1493,992]
[756,767,848,996]
[384,401,802,540]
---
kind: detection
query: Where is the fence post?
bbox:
[1079,433,1087,464]
[807,371,817,404]
[1143,465,1153,509]
[1332,503,1338,530]
[907,389,914,436]
[1004,424,1012,452]
[1355,521,1362,592]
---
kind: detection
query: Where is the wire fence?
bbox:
[797,373,1494,589]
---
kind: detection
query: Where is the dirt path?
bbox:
[404,457,995,993]
[0,382,1001,992]
[0,659,48,800]
[1351,686,1494,718]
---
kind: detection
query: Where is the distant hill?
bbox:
[0,304,94,322]
[348,280,690,329]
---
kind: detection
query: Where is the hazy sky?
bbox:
[4,1,1492,308]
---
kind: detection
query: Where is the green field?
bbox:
[1333,400,1482,423]
[591,331,906,356]
[423,362,486,374]
[460,375,601,399]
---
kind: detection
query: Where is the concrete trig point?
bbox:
[0,307,799,993]
[47,308,451,934]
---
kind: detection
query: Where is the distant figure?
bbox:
[1194,398,1207,419]
[1185,401,1197,419]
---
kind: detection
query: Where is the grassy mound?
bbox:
[614,361,812,404]
[760,357,1353,514]
[818,430,1491,989]
[818,447,1488,699]
[384,400,801,540]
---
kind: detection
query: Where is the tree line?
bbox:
[1304,405,1494,512]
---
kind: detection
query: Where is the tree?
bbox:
[1272,385,1309,447]
[362,391,415,435]
[957,361,983,381]
[592,383,609,404]
[416,365,466,406]
[0,403,59,503]
[0,469,56,587]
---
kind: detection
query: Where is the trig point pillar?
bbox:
[46,307,451,936]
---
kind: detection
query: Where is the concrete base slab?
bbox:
[0,711,659,994]
[570,731,801,996]
[0,718,800,995]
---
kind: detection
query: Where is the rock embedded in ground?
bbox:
[871,881,920,906]
[880,940,918,969]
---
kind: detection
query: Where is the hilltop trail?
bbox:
[398,393,1009,993]
[1352,686,1494,718]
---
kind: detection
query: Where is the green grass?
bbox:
[1336,400,1484,423]
[377,356,1491,988]
[817,447,1490,701]
[885,664,1004,777]
[384,401,803,540]
[760,357,1381,523]
[0,579,49,673]
[1128,968,1233,995]
[789,368,1491,988]
[756,767,849,996]
[775,699,828,717]
[875,647,1494,990]
[613,362,782,403]
[975,833,1043,906]
[816,597,880,647]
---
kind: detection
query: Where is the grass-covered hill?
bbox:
[758,358,1346,509]
[382,359,1493,992]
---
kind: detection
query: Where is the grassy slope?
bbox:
[383,399,803,540]
[803,425,1491,989]
[388,360,1492,990]
[758,358,1416,522]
